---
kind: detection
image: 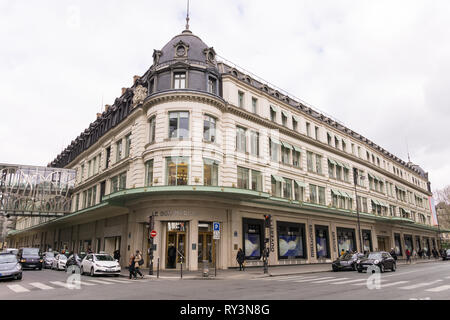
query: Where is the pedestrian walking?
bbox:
[390,248,398,262]
[134,250,144,279]
[129,252,137,279]
[236,248,245,271]
[340,249,345,257]
[114,249,121,262]
[405,249,411,264]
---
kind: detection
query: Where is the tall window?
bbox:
[203,115,216,142]
[294,181,305,201]
[306,122,311,137]
[307,151,313,172]
[270,138,279,162]
[292,117,298,131]
[292,149,301,168]
[238,91,244,108]
[174,72,186,89]
[236,126,247,152]
[281,112,287,126]
[315,126,319,140]
[252,97,258,114]
[149,116,156,143]
[318,186,326,205]
[124,134,131,158]
[208,77,217,94]
[145,159,154,186]
[281,145,290,165]
[203,159,219,186]
[283,178,292,199]
[105,147,110,169]
[237,166,249,189]
[309,184,317,203]
[271,176,282,197]
[270,106,277,122]
[111,172,127,193]
[166,157,189,186]
[251,170,262,192]
[116,140,123,162]
[169,111,189,139]
[250,131,259,156]
[315,155,322,175]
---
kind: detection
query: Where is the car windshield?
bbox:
[341,253,353,260]
[22,248,39,255]
[45,252,55,258]
[59,255,67,260]
[94,255,114,261]
[367,253,383,260]
[0,255,17,264]
[79,254,86,259]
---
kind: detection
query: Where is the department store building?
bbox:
[8,26,440,270]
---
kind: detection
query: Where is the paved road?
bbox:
[0,261,449,300]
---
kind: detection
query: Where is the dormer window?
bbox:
[174,40,189,58]
[174,72,186,89]
[208,77,217,94]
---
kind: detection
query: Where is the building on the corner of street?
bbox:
[436,203,450,246]
[6,21,441,271]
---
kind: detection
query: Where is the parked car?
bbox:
[18,248,43,270]
[357,251,396,273]
[3,248,19,256]
[51,254,67,271]
[0,253,22,281]
[443,249,450,261]
[332,252,365,271]
[43,252,55,269]
[80,253,121,277]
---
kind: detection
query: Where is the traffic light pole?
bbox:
[148,214,154,275]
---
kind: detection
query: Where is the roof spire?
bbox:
[185,0,190,30]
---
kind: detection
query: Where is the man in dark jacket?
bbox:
[390,248,398,262]
[236,248,245,271]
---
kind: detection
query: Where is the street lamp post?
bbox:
[353,168,364,253]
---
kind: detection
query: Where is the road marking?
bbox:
[399,280,443,290]
[294,276,334,283]
[49,281,73,289]
[277,276,310,281]
[379,281,409,288]
[7,284,30,293]
[352,279,387,286]
[87,279,115,285]
[73,280,97,286]
[101,278,135,284]
[29,282,54,290]
[311,277,345,284]
[331,279,367,285]
[446,276,450,279]
[425,285,450,293]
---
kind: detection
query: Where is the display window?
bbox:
[362,230,372,252]
[394,233,403,256]
[315,225,330,258]
[277,221,306,259]
[337,228,356,254]
[243,218,264,260]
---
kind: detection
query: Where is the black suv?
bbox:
[18,248,43,270]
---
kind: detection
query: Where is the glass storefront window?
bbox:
[243,219,263,260]
[404,234,413,252]
[166,157,189,186]
[362,230,372,252]
[337,228,356,254]
[394,233,402,256]
[315,225,330,258]
[277,222,306,259]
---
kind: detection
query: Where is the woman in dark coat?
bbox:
[236,248,245,271]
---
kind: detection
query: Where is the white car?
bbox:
[52,254,67,271]
[80,253,121,277]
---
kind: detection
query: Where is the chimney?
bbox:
[133,75,140,84]
[122,87,127,95]
[105,104,111,112]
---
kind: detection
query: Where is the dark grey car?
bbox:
[357,251,396,273]
[332,252,365,271]
[0,253,22,281]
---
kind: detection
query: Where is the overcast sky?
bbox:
[1,0,449,192]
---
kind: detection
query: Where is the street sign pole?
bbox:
[213,222,220,277]
[148,214,154,275]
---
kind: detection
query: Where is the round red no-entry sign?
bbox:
[150,230,157,238]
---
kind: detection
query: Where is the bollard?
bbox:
[157,258,160,278]
[202,260,209,278]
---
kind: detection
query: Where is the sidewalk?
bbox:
[119,257,443,280]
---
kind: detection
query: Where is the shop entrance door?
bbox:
[198,232,215,267]
[377,236,389,251]
[166,232,185,269]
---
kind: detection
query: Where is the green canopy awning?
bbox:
[293,145,302,153]
[281,141,292,149]
[270,105,278,112]
[368,173,376,179]
[281,110,289,118]
[270,137,280,145]
[292,115,299,122]
[396,185,406,192]
[344,191,353,199]
[294,180,307,188]
[331,189,340,196]
[328,159,338,166]
[372,199,380,206]
[271,174,284,183]
[342,163,351,170]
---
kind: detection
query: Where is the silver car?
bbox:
[0,253,22,281]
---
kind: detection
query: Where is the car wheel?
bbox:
[332,266,338,272]
[392,263,396,272]
[358,269,363,273]
[90,268,95,277]
[80,266,84,275]
[352,263,357,271]
[379,264,385,273]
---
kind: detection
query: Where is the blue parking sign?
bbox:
[213,222,220,231]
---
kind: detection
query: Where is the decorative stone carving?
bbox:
[132,85,148,105]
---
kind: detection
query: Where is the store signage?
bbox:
[332,231,337,252]
[151,209,192,217]
[270,222,275,253]
[309,225,314,258]
[213,222,220,240]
